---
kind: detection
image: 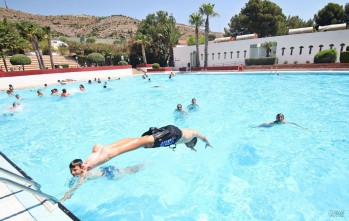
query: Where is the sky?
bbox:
[1,0,348,32]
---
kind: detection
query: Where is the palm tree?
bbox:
[16,21,45,69]
[189,12,204,67]
[199,3,219,67]
[134,32,151,65]
[43,26,55,69]
[262,41,277,57]
[0,20,23,72]
[161,22,182,67]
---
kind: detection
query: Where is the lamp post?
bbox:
[75,56,78,67]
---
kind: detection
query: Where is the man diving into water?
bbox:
[79,125,211,173]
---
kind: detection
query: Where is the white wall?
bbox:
[0,68,133,90]
[173,29,349,70]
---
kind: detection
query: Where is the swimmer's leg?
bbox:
[83,136,154,170]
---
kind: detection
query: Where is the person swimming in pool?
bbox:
[61,159,144,201]
[79,125,211,172]
[187,98,199,111]
[259,113,306,129]
[69,159,143,179]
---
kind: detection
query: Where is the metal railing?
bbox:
[0,167,58,203]
[0,167,41,189]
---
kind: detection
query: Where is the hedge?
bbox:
[245,57,278,65]
[340,51,349,63]
[314,49,337,63]
[9,54,31,71]
[87,53,105,65]
[118,60,128,65]
[152,63,160,68]
[10,54,31,66]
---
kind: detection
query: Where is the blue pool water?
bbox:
[1,73,348,220]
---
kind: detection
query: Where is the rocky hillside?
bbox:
[0,8,223,42]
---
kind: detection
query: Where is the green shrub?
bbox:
[118,60,128,65]
[314,49,337,63]
[346,46,349,51]
[86,53,105,65]
[245,58,277,65]
[340,51,349,63]
[152,63,160,68]
[9,54,31,70]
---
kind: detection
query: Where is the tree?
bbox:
[187,35,205,46]
[226,0,286,37]
[86,52,105,66]
[134,32,150,65]
[163,22,182,66]
[199,3,219,68]
[262,41,276,57]
[86,38,96,43]
[42,26,55,69]
[343,3,349,23]
[189,12,204,67]
[10,54,31,70]
[16,21,45,69]
[286,16,314,29]
[137,11,180,66]
[314,3,345,26]
[0,20,24,72]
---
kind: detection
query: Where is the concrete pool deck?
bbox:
[0,152,79,221]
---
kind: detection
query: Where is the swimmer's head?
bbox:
[69,159,83,176]
[276,113,284,122]
[192,98,197,104]
[15,94,20,99]
[62,89,67,93]
[177,104,183,111]
[12,102,19,107]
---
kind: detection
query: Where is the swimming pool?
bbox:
[1,73,348,220]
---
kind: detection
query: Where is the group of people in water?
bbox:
[4,77,119,111]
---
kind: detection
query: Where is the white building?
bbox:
[173,28,349,70]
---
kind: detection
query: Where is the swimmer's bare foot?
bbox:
[82,144,108,170]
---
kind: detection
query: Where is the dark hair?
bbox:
[62,89,67,93]
[69,159,83,169]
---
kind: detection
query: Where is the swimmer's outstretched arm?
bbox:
[196,131,212,148]
[287,121,308,130]
[181,129,212,148]
[118,163,145,175]
[60,175,86,202]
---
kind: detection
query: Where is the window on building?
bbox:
[281,47,285,56]
[319,45,324,51]
[309,45,313,54]
[329,44,334,49]
[212,53,214,60]
[290,47,294,55]
[237,51,240,58]
[299,46,304,55]
[340,43,345,52]
[224,52,227,59]
[244,50,247,58]
[218,52,221,60]
[230,51,233,59]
